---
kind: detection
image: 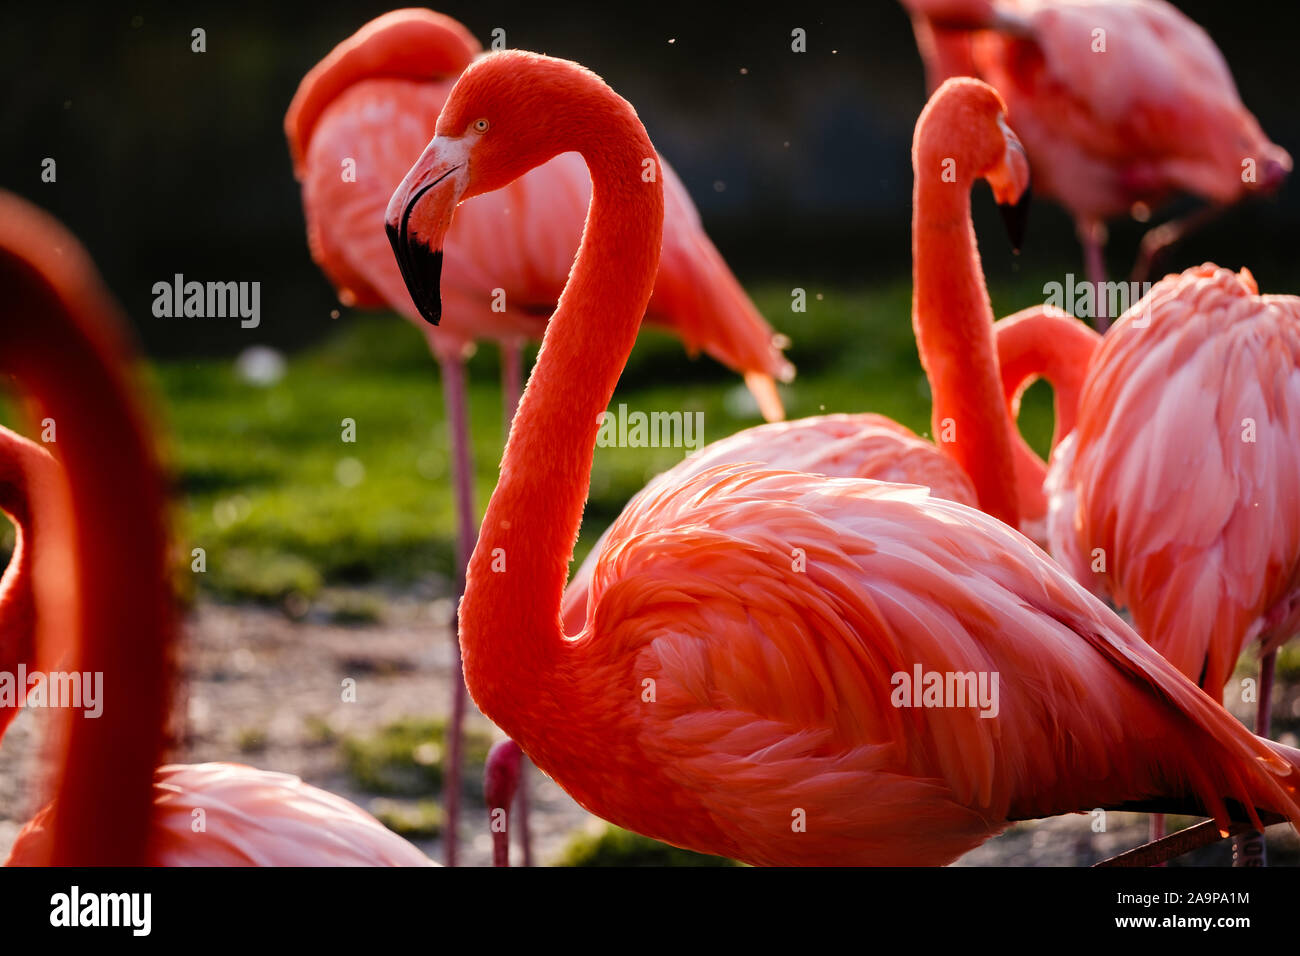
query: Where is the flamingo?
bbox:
[385,51,1300,866]
[0,191,434,867]
[1024,263,1300,861]
[561,74,1042,632]
[285,9,792,864]
[901,0,1291,325]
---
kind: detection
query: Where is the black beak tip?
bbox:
[999,184,1032,255]
[386,220,443,326]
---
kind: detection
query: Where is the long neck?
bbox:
[912,139,1020,528]
[0,209,173,865]
[459,114,664,745]
[995,306,1100,520]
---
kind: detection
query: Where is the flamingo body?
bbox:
[971,0,1289,223]
[7,763,435,867]
[516,466,1300,866]
[387,53,1300,867]
[1046,264,1300,692]
[903,0,1290,286]
[289,8,792,405]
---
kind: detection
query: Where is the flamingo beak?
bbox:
[989,120,1032,253]
[385,141,467,326]
[999,178,1032,254]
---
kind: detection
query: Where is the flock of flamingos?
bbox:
[1,1,1298,867]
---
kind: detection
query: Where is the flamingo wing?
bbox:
[573,465,1300,865]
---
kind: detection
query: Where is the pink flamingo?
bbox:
[0,191,433,867]
[286,9,792,864]
[1028,264,1300,861]
[386,51,1300,865]
[902,0,1291,323]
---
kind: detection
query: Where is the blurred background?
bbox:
[3,0,1298,355]
[1,1,1297,865]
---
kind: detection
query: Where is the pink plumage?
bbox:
[545,465,1300,865]
[973,0,1290,223]
[562,414,976,633]
[287,8,792,408]
[902,0,1290,293]
[8,763,435,866]
[1046,264,1300,694]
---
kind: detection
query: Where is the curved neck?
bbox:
[0,208,173,865]
[912,133,1020,528]
[459,111,664,743]
[994,306,1100,518]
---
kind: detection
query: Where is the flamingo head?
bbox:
[918,77,1032,251]
[386,51,603,325]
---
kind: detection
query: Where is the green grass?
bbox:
[557,824,741,867]
[341,716,492,796]
[156,277,1060,602]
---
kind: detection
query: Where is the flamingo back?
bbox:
[560,413,977,634]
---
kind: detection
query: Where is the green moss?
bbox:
[557,824,740,867]
[235,727,268,753]
[368,798,443,839]
[341,716,491,796]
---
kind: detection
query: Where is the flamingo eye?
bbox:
[472,118,490,133]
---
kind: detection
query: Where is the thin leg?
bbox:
[1130,204,1227,286]
[517,758,533,868]
[1148,812,1166,867]
[1233,650,1276,867]
[498,339,536,868]
[439,356,477,868]
[1078,219,1110,333]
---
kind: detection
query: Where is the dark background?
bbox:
[2,0,1297,355]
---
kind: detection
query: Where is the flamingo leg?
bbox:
[516,761,533,867]
[1232,649,1276,867]
[1077,219,1110,333]
[439,355,476,868]
[1130,204,1228,287]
